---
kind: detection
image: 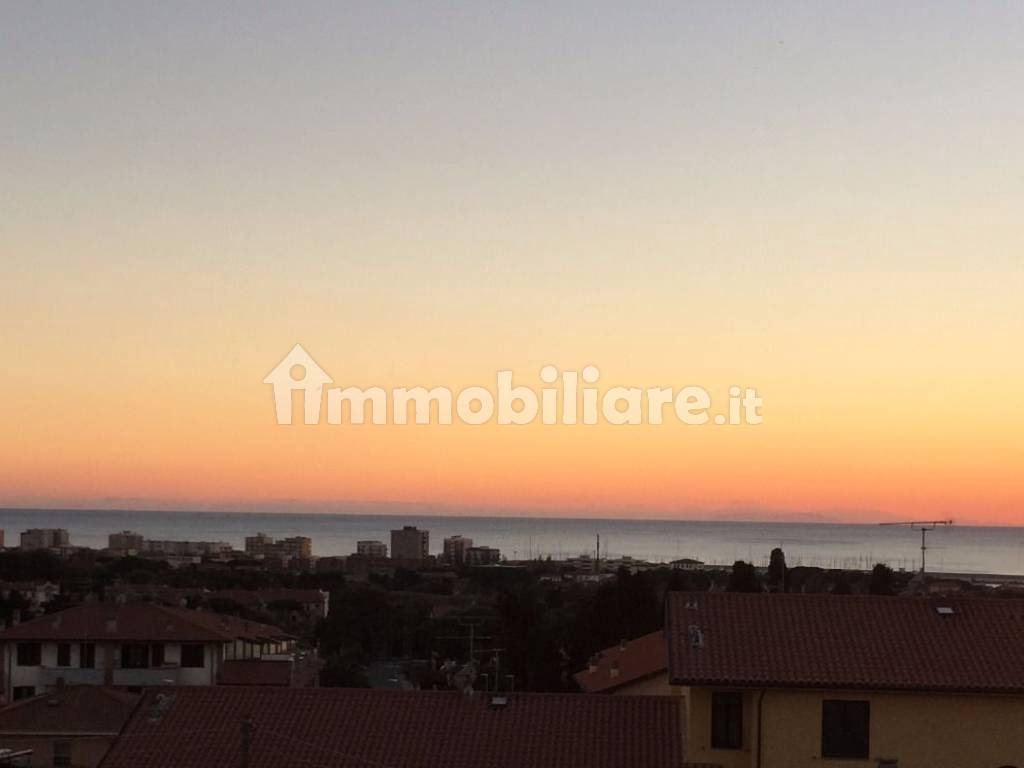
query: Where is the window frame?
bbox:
[79,642,96,669]
[16,642,42,667]
[710,691,744,750]
[56,642,72,667]
[180,643,205,668]
[120,643,151,670]
[821,699,871,759]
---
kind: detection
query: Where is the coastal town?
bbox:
[5,0,1021,765]
[2,522,1024,766]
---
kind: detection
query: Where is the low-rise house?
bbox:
[218,648,321,688]
[574,630,673,695]
[0,685,137,767]
[0,601,301,702]
[668,591,1024,768]
[99,687,684,768]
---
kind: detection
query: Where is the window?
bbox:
[16,642,41,667]
[180,643,205,668]
[79,642,96,669]
[151,643,165,667]
[56,643,71,667]
[53,740,71,767]
[711,691,743,749]
[822,700,870,759]
[121,643,150,669]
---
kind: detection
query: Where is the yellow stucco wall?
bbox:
[686,687,758,768]
[686,686,1024,768]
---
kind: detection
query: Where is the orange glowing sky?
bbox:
[2,4,1022,524]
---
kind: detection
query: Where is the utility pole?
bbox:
[879,520,953,573]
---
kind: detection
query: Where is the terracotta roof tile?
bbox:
[218,660,293,686]
[0,601,291,643]
[0,686,138,735]
[574,631,668,693]
[99,687,684,768]
[667,592,1024,693]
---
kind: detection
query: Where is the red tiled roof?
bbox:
[218,660,293,686]
[99,687,684,768]
[574,631,668,693]
[0,601,291,643]
[0,686,138,735]
[667,592,1024,693]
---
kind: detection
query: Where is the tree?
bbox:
[726,561,760,593]
[869,563,895,596]
[768,548,787,591]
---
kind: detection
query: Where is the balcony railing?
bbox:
[40,665,188,686]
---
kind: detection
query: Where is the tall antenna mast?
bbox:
[879,520,953,573]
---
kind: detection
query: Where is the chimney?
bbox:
[587,655,598,674]
[688,625,704,649]
[609,660,620,679]
[619,638,628,651]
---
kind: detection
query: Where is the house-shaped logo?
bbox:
[263,344,333,424]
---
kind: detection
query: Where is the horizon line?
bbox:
[0,504,999,528]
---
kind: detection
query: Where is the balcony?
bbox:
[112,666,186,686]
[40,665,187,687]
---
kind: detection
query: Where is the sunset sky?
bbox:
[2,3,1022,524]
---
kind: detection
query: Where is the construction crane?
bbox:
[879,520,953,573]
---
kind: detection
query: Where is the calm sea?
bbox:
[1,509,1022,576]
